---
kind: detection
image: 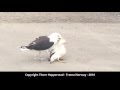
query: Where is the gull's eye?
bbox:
[57,37,61,42]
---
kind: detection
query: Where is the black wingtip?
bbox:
[20,46,28,49]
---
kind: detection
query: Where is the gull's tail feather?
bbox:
[19,46,29,51]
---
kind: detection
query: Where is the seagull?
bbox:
[49,36,67,63]
[20,32,64,60]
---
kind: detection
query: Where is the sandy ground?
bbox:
[0,12,120,23]
[0,23,120,71]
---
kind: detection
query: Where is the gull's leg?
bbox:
[34,51,41,60]
[57,58,66,63]
[38,51,44,60]
[46,50,50,61]
[59,57,64,60]
[34,52,39,60]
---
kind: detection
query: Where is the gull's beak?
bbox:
[60,38,67,44]
[63,40,67,44]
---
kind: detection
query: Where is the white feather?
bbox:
[50,37,66,63]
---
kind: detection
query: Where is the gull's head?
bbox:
[48,32,64,44]
[51,32,66,44]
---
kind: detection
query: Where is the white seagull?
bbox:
[49,35,67,63]
[20,32,66,62]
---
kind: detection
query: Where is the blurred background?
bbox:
[0,12,120,23]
